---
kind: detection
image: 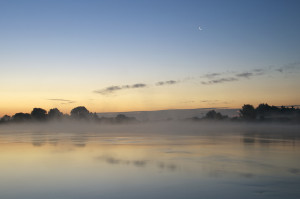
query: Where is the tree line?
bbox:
[0,106,137,124]
[189,103,300,123]
[239,103,300,122]
[0,103,299,124]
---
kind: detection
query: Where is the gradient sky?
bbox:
[1,0,300,116]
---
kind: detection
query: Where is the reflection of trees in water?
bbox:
[288,168,300,174]
[96,156,178,171]
[31,132,47,147]
[32,140,46,147]
[242,132,300,146]
[198,154,280,179]
[71,134,87,147]
[48,138,59,146]
[30,132,87,148]
[97,156,148,168]
[157,162,177,171]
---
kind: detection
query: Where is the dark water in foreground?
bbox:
[0,122,299,199]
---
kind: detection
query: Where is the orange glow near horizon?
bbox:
[1,71,299,117]
[1,99,299,117]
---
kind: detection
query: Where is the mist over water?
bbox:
[0,122,299,199]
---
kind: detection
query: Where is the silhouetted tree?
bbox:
[256,103,271,120]
[240,104,256,121]
[48,108,63,120]
[70,106,90,120]
[31,108,47,121]
[280,105,296,115]
[205,110,217,119]
[12,113,31,122]
[203,110,227,120]
[256,103,271,113]
[296,109,300,122]
[91,112,100,121]
[0,115,11,123]
[115,114,137,123]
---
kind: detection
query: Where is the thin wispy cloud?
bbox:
[201,77,238,85]
[235,69,266,78]
[253,69,264,73]
[200,99,231,105]
[200,100,220,103]
[131,83,147,88]
[276,68,283,73]
[236,72,254,78]
[95,80,181,96]
[180,100,195,104]
[156,80,178,86]
[276,62,300,73]
[102,86,122,93]
[199,62,299,85]
[201,68,268,85]
[200,67,268,85]
[48,98,76,104]
[93,61,298,94]
[48,98,71,102]
[94,83,147,95]
[61,101,76,104]
[202,73,222,79]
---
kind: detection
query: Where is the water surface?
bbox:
[0,122,299,199]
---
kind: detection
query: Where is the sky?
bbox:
[0,0,300,116]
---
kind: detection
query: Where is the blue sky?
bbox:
[0,0,300,114]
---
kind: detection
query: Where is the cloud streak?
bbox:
[48,98,72,102]
[236,72,254,78]
[200,67,269,85]
[131,83,147,88]
[93,61,299,93]
[276,62,300,73]
[95,80,180,95]
[202,73,222,79]
[94,83,147,95]
[156,80,178,86]
[235,68,266,78]
[201,77,238,85]
[48,99,76,104]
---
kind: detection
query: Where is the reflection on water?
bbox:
[0,122,299,199]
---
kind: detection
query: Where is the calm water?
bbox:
[0,122,299,199]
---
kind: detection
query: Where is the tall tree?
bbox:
[240,104,256,121]
[31,108,47,121]
[48,108,63,120]
[13,113,31,122]
[70,106,90,119]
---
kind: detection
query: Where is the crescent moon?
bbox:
[198,26,202,31]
